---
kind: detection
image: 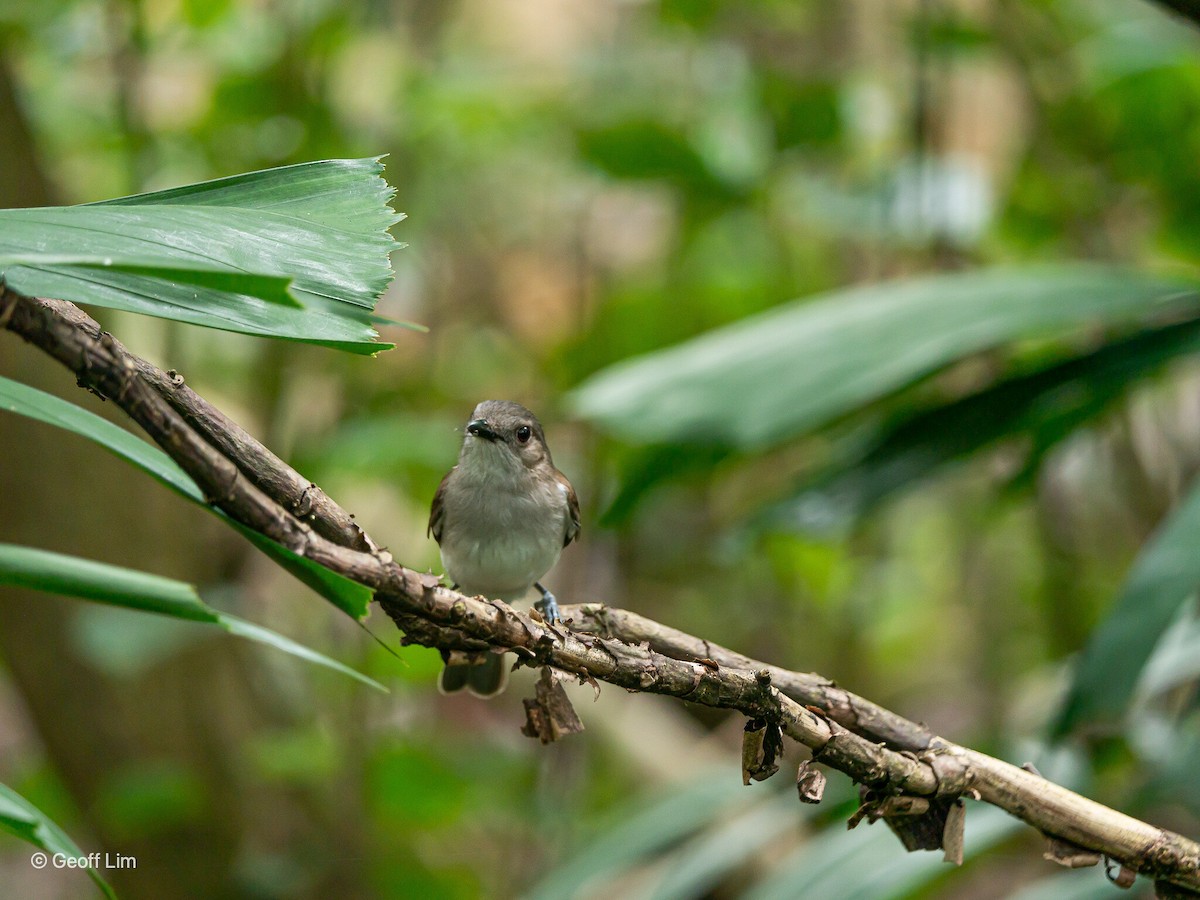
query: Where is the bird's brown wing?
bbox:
[428,468,454,543]
[558,470,581,547]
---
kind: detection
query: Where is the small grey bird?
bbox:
[429,400,580,696]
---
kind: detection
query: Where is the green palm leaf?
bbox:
[0,158,407,353]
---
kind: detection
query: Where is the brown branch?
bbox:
[3,285,1199,894]
[135,361,377,552]
[562,604,1200,885]
[561,603,936,751]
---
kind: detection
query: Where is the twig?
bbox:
[3,285,1199,894]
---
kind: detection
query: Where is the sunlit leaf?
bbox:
[0,158,408,353]
[0,376,373,619]
[0,543,384,691]
[1053,477,1200,736]
[0,783,116,899]
[570,266,1200,449]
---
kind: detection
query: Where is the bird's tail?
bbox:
[438,653,508,697]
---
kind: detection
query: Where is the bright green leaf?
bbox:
[0,783,116,900]
[0,158,408,353]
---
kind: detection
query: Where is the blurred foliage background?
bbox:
[3,0,1200,897]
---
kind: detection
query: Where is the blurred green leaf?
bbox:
[746,803,1018,900]
[602,443,734,526]
[774,317,1200,529]
[70,607,208,678]
[527,771,747,900]
[0,543,384,691]
[94,763,207,841]
[245,728,340,786]
[370,742,470,829]
[759,76,841,151]
[576,120,738,201]
[0,783,116,899]
[0,158,407,353]
[1008,869,1114,900]
[1137,605,1200,700]
[295,411,461,479]
[1054,477,1200,736]
[647,795,799,900]
[0,375,373,619]
[570,266,1200,450]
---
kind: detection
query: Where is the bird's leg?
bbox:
[534,582,561,625]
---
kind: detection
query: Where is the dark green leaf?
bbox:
[0,254,300,306]
[648,797,799,900]
[1053,477,1200,736]
[0,375,202,500]
[0,543,384,691]
[570,266,1200,450]
[0,376,373,619]
[773,317,1200,530]
[576,120,734,199]
[233,526,374,620]
[601,443,734,526]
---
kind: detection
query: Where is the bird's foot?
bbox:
[534,583,561,626]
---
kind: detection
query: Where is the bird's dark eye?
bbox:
[516,425,532,444]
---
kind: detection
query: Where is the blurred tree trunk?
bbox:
[0,56,366,899]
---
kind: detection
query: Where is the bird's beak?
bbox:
[466,419,499,441]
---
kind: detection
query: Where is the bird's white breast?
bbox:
[439,450,567,603]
